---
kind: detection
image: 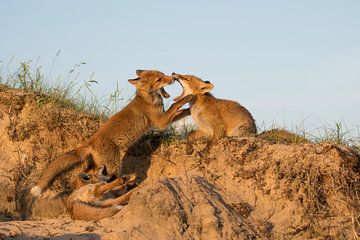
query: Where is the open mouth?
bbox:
[173,79,186,102]
[160,87,170,98]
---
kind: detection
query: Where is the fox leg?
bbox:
[94,174,136,195]
[98,180,136,197]
[203,124,226,153]
[110,188,135,206]
[171,108,190,123]
[152,95,192,129]
[111,180,137,192]
[97,187,135,208]
[94,178,126,196]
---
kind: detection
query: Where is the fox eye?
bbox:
[79,172,91,182]
[156,77,162,82]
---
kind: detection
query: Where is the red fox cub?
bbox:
[31,70,192,197]
[172,73,256,154]
[67,169,137,221]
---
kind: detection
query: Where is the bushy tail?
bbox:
[70,201,122,221]
[30,149,87,197]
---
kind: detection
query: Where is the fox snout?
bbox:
[172,73,183,82]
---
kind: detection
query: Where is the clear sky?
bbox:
[1,1,359,135]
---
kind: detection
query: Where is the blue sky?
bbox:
[1,1,359,135]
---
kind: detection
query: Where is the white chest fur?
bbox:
[152,94,164,111]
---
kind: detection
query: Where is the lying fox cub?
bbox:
[67,165,137,221]
[172,73,257,154]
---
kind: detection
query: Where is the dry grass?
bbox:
[260,121,360,150]
[0,58,121,119]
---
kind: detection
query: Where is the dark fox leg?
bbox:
[109,188,135,206]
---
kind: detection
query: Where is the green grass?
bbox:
[0,58,122,119]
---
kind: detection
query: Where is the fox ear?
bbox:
[128,77,141,86]
[97,165,108,177]
[136,69,145,76]
[201,81,214,93]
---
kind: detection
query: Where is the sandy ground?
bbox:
[0,87,359,239]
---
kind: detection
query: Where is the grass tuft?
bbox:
[308,121,360,148]
[0,58,123,119]
[260,121,360,149]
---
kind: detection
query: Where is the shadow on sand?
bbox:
[119,131,166,183]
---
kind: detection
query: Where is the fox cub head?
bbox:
[76,165,137,189]
[172,73,214,101]
[76,171,136,187]
[75,165,114,189]
[128,70,173,98]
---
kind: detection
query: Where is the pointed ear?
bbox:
[201,81,214,93]
[136,69,145,76]
[97,165,108,177]
[128,77,141,86]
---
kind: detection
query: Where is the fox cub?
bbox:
[67,166,137,221]
[31,70,192,197]
[172,73,256,154]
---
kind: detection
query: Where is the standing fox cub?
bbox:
[172,73,256,154]
[31,70,192,197]
[67,168,137,221]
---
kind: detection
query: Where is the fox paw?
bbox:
[182,94,193,103]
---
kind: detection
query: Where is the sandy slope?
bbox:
[0,87,359,239]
